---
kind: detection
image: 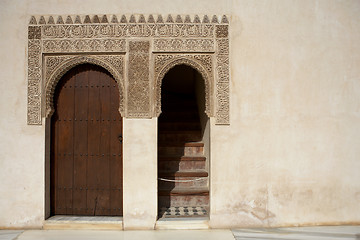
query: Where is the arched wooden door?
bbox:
[51,64,123,216]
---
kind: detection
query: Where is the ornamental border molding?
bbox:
[154,54,213,118]
[27,14,230,125]
[44,55,125,119]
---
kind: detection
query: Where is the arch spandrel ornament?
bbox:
[27,14,230,125]
[154,55,213,117]
[44,55,125,118]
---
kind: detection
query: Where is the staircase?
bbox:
[158,93,209,218]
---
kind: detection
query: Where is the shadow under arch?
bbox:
[157,63,211,218]
[44,56,124,119]
[155,57,213,118]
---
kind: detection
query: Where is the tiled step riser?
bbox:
[158,146,204,156]
[158,134,202,142]
[158,161,206,172]
[158,177,208,189]
[158,206,208,218]
[159,195,209,207]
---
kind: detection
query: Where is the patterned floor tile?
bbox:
[159,206,208,218]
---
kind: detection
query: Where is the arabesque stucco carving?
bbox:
[44,55,125,118]
[27,14,230,125]
[154,54,213,117]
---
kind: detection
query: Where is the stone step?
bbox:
[158,187,209,196]
[158,145,204,156]
[158,176,208,189]
[158,195,209,207]
[158,156,206,161]
[158,131,202,142]
[155,217,208,230]
[159,142,204,147]
[158,159,206,171]
[159,170,208,178]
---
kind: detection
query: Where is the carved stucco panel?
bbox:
[153,38,215,52]
[44,55,125,118]
[215,38,230,124]
[43,39,126,53]
[40,24,215,39]
[28,39,42,125]
[27,14,230,125]
[127,41,151,118]
[154,54,213,118]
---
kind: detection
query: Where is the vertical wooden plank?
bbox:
[98,71,111,215]
[56,71,75,215]
[73,67,88,215]
[87,66,101,215]
[110,75,123,216]
[51,92,59,215]
[66,72,75,215]
[55,82,65,215]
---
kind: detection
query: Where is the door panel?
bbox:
[51,64,123,216]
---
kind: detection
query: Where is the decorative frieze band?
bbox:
[43,39,126,53]
[154,39,215,52]
[29,14,228,25]
[27,14,230,125]
[39,24,215,39]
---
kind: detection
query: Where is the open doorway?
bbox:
[158,64,210,218]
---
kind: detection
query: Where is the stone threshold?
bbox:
[44,215,123,230]
[155,217,209,230]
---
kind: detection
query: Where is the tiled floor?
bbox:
[0,230,23,240]
[1,226,360,240]
[158,206,207,218]
[232,226,360,240]
[15,230,235,240]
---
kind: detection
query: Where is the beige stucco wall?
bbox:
[0,0,359,229]
[210,0,360,227]
[122,118,157,229]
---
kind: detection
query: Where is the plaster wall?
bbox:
[0,0,360,229]
[210,0,360,227]
[122,118,157,229]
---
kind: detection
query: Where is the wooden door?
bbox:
[51,64,123,216]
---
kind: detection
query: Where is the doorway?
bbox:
[50,64,123,216]
[158,65,210,218]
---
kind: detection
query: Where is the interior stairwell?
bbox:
[158,92,209,218]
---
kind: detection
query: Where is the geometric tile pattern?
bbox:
[159,206,208,218]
